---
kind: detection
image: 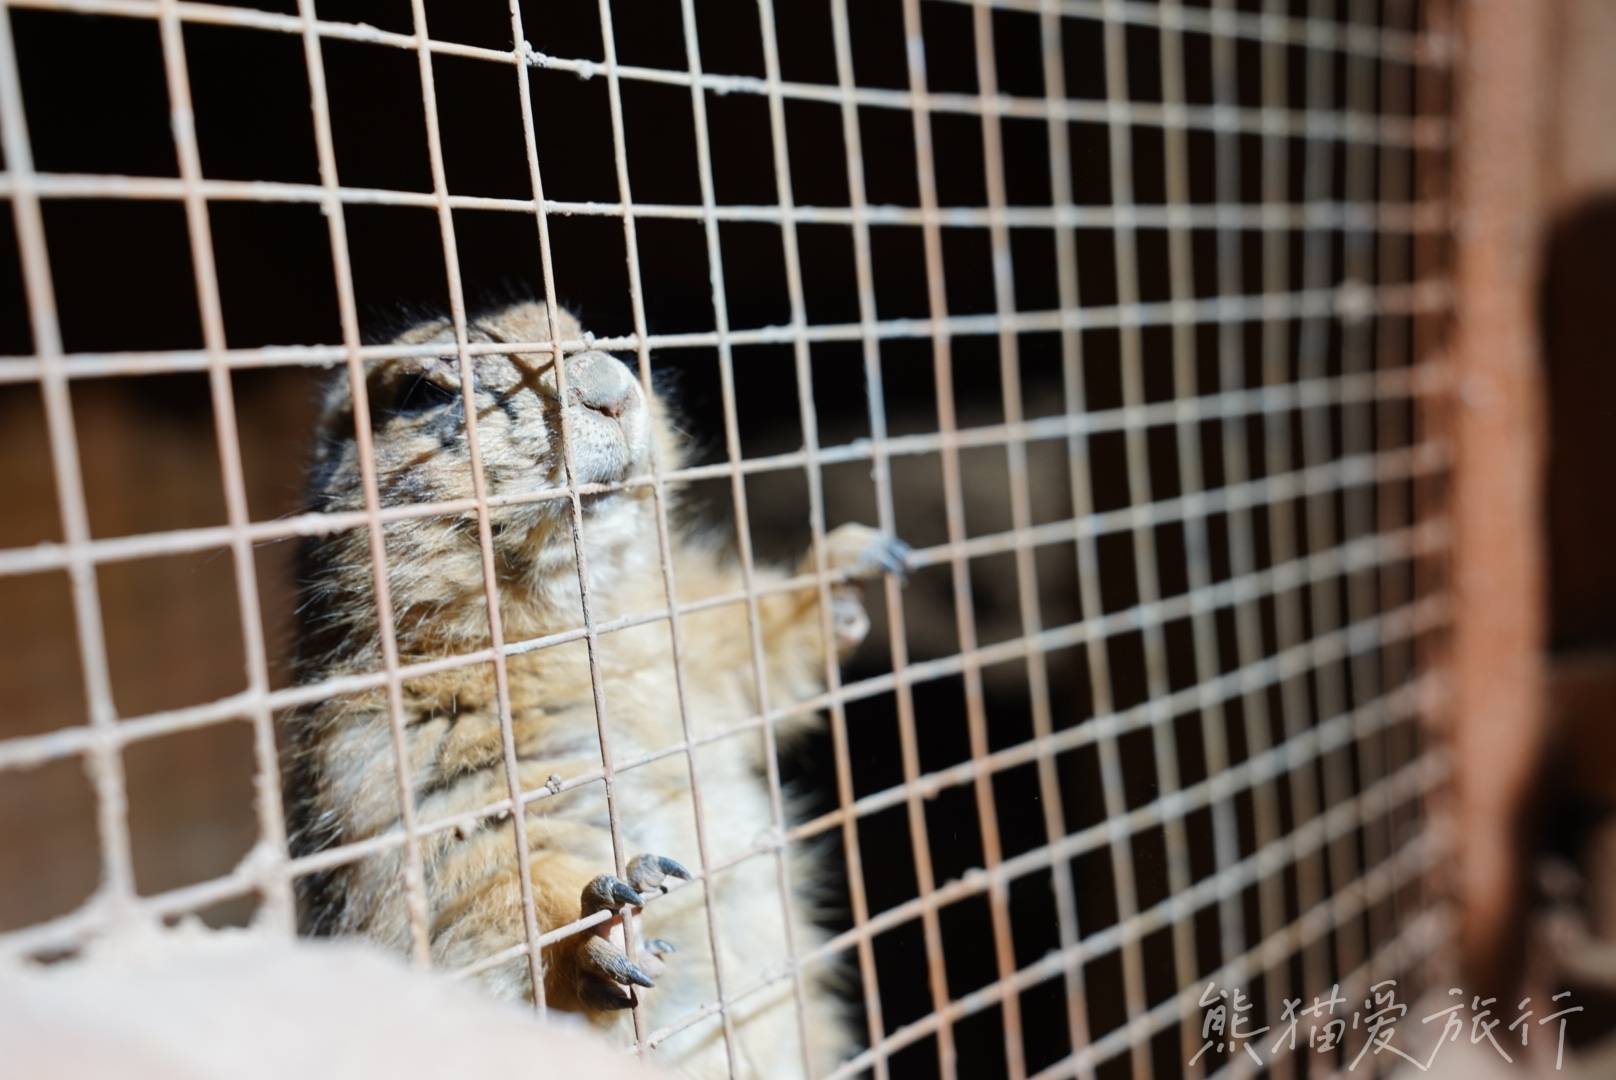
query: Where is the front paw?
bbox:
[811,524,911,654]
[819,523,912,583]
[572,854,691,1012]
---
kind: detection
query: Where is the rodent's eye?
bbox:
[392,375,460,415]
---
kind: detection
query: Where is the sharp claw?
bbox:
[584,935,656,989]
[618,961,655,989]
[581,874,646,916]
[884,539,913,579]
[646,937,676,956]
[609,878,646,908]
[627,853,693,894]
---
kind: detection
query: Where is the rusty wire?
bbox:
[0,0,1457,1077]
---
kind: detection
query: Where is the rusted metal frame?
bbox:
[1409,0,1459,993]
[1447,0,1551,998]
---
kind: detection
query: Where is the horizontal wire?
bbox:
[0,586,1445,964]
[0,359,1448,578]
[0,172,1451,234]
[1035,881,1450,1080]
[0,279,1450,384]
[840,804,1447,1080]
[0,1,1456,1071]
[927,0,1447,65]
[1,0,1453,109]
[0,436,1447,774]
[716,744,1447,1076]
[4,0,1452,67]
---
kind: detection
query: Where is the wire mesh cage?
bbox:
[0,0,1460,1077]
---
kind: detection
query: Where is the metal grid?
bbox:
[0,1,1457,1077]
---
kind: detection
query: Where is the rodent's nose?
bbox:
[564,351,636,419]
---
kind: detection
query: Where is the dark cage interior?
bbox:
[0,2,1451,1078]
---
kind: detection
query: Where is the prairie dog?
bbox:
[282,301,908,1078]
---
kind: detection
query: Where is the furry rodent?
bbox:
[282,301,908,1078]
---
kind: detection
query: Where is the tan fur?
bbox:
[283,302,903,1078]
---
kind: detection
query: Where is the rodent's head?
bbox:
[302,302,678,633]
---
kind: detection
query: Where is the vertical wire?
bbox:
[673,0,816,1069]
[1204,1,1296,1040]
[1097,3,1200,1065]
[972,0,1102,1072]
[588,0,741,1067]
[1208,0,1292,995]
[1045,11,1151,1080]
[501,0,625,1019]
[1154,6,1249,1066]
[827,1,958,1073]
[752,2,889,1075]
[1215,0,1299,1067]
[1337,0,1392,991]
[1033,4,1099,1074]
[1372,0,1420,993]
[292,0,435,968]
[403,0,553,1004]
[0,0,139,926]
[1291,0,1368,985]
[151,0,295,932]
[1251,0,1333,1038]
[896,1,1025,1075]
